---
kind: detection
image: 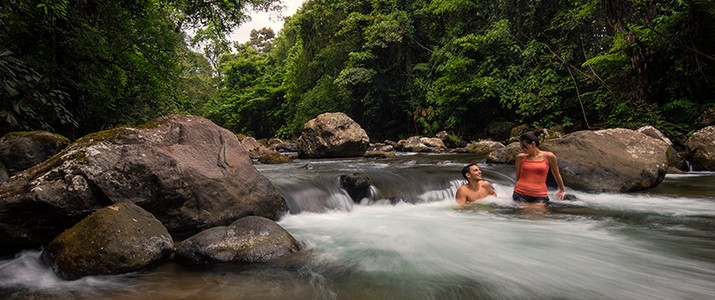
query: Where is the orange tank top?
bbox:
[514,158,549,197]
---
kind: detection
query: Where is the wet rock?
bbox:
[297,112,370,158]
[686,126,715,171]
[175,216,300,264]
[0,131,70,176]
[0,115,287,256]
[41,202,172,280]
[340,173,371,203]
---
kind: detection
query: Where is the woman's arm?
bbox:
[545,152,566,199]
[515,154,524,181]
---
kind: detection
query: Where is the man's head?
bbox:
[461,163,482,181]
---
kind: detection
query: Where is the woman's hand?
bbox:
[555,190,566,200]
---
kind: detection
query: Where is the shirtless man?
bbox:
[455,163,497,206]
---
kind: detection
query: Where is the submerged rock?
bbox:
[0,115,288,256]
[297,112,370,158]
[340,173,371,203]
[41,202,172,280]
[175,216,300,264]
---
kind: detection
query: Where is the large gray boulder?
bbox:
[0,131,70,176]
[686,126,715,171]
[542,128,668,192]
[0,115,288,256]
[41,202,172,280]
[297,112,369,158]
[175,216,300,264]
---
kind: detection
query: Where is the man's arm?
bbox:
[455,186,468,205]
[484,181,497,197]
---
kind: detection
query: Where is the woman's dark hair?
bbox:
[519,129,546,147]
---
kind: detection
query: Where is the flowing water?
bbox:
[1,154,714,299]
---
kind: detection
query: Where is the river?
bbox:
[1,154,714,299]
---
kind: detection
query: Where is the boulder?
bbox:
[486,142,523,164]
[0,115,288,256]
[467,140,505,155]
[268,138,299,152]
[239,136,264,159]
[41,202,172,280]
[364,150,397,159]
[258,151,292,164]
[175,216,300,264]
[0,131,70,176]
[340,173,371,203]
[686,126,715,171]
[297,112,370,158]
[367,143,395,152]
[541,128,668,192]
[637,125,687,171]
[398,136,446,153]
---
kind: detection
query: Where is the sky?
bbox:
[229,0,307,43]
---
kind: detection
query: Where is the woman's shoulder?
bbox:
[541,151,558,159]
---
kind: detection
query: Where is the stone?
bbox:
[541,128,668,192]
[175,216,300,264]
[0,131,70,176]
[297,112,370,158]
[0,115,288,256]
[467,140,505,155]
[686,126,715,171]
[486,142,523,164]
[41,202,172,280]
[340,173,371,203]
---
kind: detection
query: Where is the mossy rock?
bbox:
[41,202,173,280]
[258,151,292,164]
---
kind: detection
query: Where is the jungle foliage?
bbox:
[2,0,714,145]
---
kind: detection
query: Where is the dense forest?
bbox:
[2,0,714,145]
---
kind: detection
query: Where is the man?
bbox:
[455,163,497,206]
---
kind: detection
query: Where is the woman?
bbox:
[513,130,566,204]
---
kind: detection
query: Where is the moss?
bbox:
[72,127,133,149]
[137,116,172,130]
[5,131,70,144]
[258,152,291,164]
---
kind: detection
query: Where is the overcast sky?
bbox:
[229,0,307,43]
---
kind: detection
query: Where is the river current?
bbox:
[1,154,714,299]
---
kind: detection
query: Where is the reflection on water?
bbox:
[1,155,714,300]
